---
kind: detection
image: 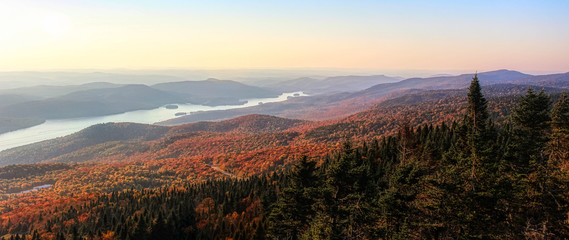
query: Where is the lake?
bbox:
[0,92,305,152]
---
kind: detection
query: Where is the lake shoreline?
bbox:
[0,92,305,152]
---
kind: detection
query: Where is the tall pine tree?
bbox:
[464,73,490,179]
[433,74,504,238]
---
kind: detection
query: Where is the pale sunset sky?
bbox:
[0,0,568,73]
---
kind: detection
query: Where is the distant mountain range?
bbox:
[161,70,569,125]
[347,69,532,101]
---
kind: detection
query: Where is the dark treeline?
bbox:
[3,75,569,239]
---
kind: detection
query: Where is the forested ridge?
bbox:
[2,75,569,239]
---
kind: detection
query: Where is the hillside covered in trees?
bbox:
[1,75,569,239]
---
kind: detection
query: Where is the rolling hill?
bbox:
[152,78,280,105]
[0,85,186,119]
[0,114,310,166]
[508,72,569,88]
[0,82,123,99]
[266,75,402,94]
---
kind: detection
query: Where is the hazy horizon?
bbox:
[0,67,566,78]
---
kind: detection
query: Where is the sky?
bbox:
[0,0,568,74]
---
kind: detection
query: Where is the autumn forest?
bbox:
[0,72,568,239]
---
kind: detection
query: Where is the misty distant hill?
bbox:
[0,72,190,89]
[266,75,402,94]
[350,69,531,100]
[0,82,123,99]
[58,84,183,104]
[0,94,38,108]
[507,72,569,88]
[376,84,568,108]
[152,78,279,104]
[0,85,186,119]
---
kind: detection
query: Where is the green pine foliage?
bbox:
[549,92,569,168]
[267,156,318,239]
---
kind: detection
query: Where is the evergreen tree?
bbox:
[466,73,489,133]
[464,73,489,179]
[508,88,551,169]
[503,88,569,238]
[397,119,416,165]
[548,92,569,168]
[431,75,504,238]
[323,139,378,239]
[267,156,318,239]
